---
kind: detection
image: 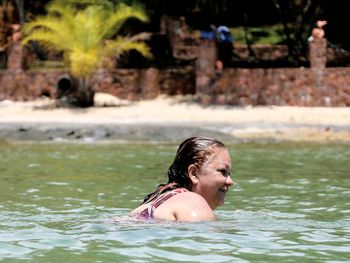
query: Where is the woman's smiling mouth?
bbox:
[219,188,227,193]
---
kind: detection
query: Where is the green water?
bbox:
[0,141,349,262]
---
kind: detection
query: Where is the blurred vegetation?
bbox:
[139,0,350,65]
[21,0,151,107]
[2,0,350,68]
[231,24,285,45]
[22,0,151,77]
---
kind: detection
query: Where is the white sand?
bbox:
[1,94,350,142]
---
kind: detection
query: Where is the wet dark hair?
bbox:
[142,136,226,204]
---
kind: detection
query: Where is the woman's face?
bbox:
[191,147,233,210]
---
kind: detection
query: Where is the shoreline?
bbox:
[1,95,350,143]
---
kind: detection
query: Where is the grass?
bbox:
[28,60,68,70]
[231,24,286,45]
[192,24,286,45]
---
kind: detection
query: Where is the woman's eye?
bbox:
[219,169,230,177]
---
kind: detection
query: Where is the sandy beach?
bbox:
[1,94,350,142]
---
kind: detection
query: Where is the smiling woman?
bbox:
[129,136,234,221]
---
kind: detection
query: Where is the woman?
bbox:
[130,136,234,221]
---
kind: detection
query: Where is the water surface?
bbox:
[0,141,349,262]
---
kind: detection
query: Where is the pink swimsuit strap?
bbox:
[135,188,188,220]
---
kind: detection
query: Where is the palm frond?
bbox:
[101,3,149,39]
[21,30,69,51]
[105,36,152,59]
[46,2,73,17]
[127,32,152,42]
[22,1,151,78]
[22,6,77,51]
[22,19,62,34]
[69,48,100,77]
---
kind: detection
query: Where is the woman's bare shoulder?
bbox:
[173,191,209,204]
[157,191,215,221]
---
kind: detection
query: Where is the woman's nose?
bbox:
[226,175,234,186]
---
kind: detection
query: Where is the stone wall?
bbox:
[0,69,63,101]
[198,67,350,106]
[92,66,195,100]
[1,66,349,106]
[195,38,350,107]
[0,66,195,101]
[0,37,349,106]
[234,44,289,60]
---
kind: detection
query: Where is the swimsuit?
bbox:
[133,188,188,220]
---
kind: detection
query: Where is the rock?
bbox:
[93,92,132,107]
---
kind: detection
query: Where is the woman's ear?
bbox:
[188,164,198,184]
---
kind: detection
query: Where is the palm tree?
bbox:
[22,0,151,107]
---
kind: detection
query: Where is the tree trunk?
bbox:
[14,0,24,24]
[243,13,255,61]
[56,75,94,107]
[75,77,95,107]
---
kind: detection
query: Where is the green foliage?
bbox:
[231,24,286,45]
[28,60,66,70]
[22,0,151,78]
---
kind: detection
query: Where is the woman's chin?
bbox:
[215,196,226,207]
